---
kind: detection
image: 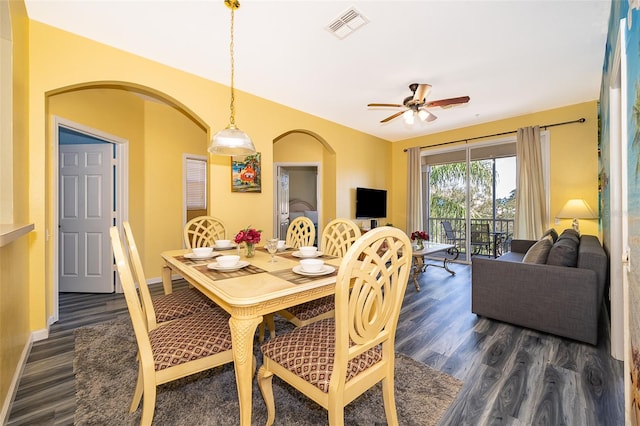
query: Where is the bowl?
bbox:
[300,258,324,273]
[277,240,286,249]
[215,239,232,248]
[299,246,318,257]
[192,247,213,257]
[217,255,240,268]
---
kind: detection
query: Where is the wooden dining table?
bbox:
[160,247,342,426]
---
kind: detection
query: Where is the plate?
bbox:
[184,252,219,260]
[277,245,290,252]
[292,251,323,258]
[207,260,250,271]
[292,265,335,276]
[214,244,237,250]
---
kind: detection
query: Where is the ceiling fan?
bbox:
[367,83,470,124]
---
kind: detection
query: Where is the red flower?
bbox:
[234,226,262,245]
[410,231,429,241]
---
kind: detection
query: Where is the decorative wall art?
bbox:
[231,152,261,193]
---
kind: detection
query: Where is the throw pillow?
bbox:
[522,235,553,264]
[546,236,579,267]
[541,228,559,243]
[557,229,580,245]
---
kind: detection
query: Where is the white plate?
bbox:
[292,251,323,258]
[214,244,237,250]
[292,265,336,276]
[277,245,290,252]
[207,260,250,271]
[184,252,219,260]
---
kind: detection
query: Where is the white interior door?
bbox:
[59,143,114,293]
[276,167,289,239]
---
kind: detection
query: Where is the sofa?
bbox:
[471,229,607,344]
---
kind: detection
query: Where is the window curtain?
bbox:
[514,126,546,239]
[406,147,422,234]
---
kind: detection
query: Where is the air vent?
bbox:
[326,7,368,39]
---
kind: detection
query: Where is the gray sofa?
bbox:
[471,232,607,344]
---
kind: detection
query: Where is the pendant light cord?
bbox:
[228,8,236,127]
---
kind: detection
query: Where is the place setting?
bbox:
[182,246,220,262]
[206,255,249,272]
[292,258,335,277]
[212,239,237,251]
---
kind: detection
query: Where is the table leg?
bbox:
[229,315,262,426]
[411,257,423,291]
[161,265,173,294]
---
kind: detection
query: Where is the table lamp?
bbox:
[557,199,597,232]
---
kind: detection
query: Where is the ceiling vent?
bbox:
[326,7,368,39]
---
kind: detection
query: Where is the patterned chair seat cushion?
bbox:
[260,318,382,393]
[153,288,217,323]
[150,307,232,371]
[286,295,334,321]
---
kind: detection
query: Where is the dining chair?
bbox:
[258,226,412,426]
[123,221,216,330]
[110,227,237,425]
[183,215,227,249]
[285,216,316,248]
[259,219,361,342]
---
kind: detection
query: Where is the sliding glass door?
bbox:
[423,142,516,262]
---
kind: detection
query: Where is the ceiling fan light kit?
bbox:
[368,83,470,125]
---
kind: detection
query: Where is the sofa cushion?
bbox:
[522,235,553,264]
[542,228,559,243]
[557,228,580,245]
[546,236,579,267]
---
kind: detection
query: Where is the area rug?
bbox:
[74,316,462,425]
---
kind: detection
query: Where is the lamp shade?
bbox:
[208,125,256,155]
[557,199,597,219]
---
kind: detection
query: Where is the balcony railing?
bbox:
[426,217,514,256]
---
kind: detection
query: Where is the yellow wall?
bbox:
[1,0,31,414]
[390,101,599,237]
[25,20,389,335]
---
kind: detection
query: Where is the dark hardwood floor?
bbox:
[7,262,624,425]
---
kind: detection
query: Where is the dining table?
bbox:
[160,246,342,426]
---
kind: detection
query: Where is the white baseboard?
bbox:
[32,327,49,342]
[1,334,33,424]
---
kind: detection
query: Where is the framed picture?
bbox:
[231,152,261,193]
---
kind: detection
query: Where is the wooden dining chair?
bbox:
[257,226,412,426]
[183,215,227,249]
[285,216,316,248]
[110,227,237,425]
[123,221,216,331]
[277,219,361,326]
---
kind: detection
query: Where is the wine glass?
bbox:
[266,238,279,263]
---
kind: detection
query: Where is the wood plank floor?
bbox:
[7,262,624,425]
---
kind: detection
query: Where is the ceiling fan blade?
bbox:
[368,103,403,108]
[426,96,470,109]
[413,84,432,103]
[380,110,406,123]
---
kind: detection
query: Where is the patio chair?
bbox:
[470,222,491,256]
[257,226,412,426]
[110,226,236,425]
[441,221,464,251]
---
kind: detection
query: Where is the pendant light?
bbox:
[208,0,256,156]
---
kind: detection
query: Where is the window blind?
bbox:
[185,158,206,210]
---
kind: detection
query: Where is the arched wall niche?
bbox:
[273,129,337,229]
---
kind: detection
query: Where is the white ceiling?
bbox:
[24,0,611,142]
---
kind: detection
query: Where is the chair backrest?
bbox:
[441,221,456,239]
[471,222,490,244]
[183,216,226,249]
[110,227,156,366]
[122,221,159,330]
[333,226,412,386]
[286,216,316,248]
[320,218,361,257]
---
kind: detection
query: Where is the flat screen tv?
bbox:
[355,187,387,220]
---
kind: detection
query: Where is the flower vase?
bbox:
[245,243,255,258]
[416,240,424,250]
